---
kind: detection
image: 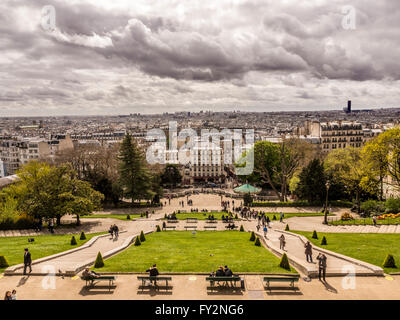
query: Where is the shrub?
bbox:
[94,252,104,268]
[383,254,396,268]
[385,198,400,214]
[239,225,244,232]
[243,193,253,207]
[164,214,167,219]
[0,255,9,268]
[249,231,256,241]
[70,236,77,245]
[250,200,353,208]
[321,236,327,245]
[361,200,385,217]
[312,230,318,239]
[140,231,146,242]
[127,215,131,220]
[134,236,141,246]
[285,224,290,231]
[156,225,161,232]
[272,215,277,221]
[80,231,86,240]
[279,253,291,271]
[340,213,354,221]
[254,237,261,246]
[234,214,238,219]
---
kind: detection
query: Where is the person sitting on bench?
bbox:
[82,268,100,278]
[224,265,233,276]
[146,264,159,285]
[215,266,225,276]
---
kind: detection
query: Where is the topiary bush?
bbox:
[321,236,327,245]
[240,225,244,232]
[312,230,318,239]
[272,215,277,221]
[235,214,238,219]
[279,253,291,271]
[134,236,141,246]
[156,225,161,232]
[140,231,146,242]
[285,224,290,231]
[94,252,104,268]
[127,215,131,220]
[254,237,261,246]
[80,231,86,240]
[71,236,77,245]
[383,254,396,268]
[0,255,9,268]
[249,231,256,241]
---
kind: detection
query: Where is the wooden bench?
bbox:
[81,275,117,291]
[206,220,218,224]
[164,226,176,230]
[184,226,198,230]
[205,276,242,287]
[186,218,198,223]
[137,276,172,290]
[222,220,234,223]
[204,226,217,230]
[263,275,300,291]
[167,220,179,223]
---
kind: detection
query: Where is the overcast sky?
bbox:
[0,0,399,116]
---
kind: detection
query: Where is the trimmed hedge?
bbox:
[285,224,290,231]
[134,236,141,246]
[312,230,318,239]
[94,252,104,268]
[254,237,261,246]
[140,231,146,242]
[383,254,396,268]
[0,217,36,230]
[279,253,291,271]
[321,236,327,245]
[0,255,9,268]
[156,225,161,232]
[240,225,244,232]
[71,236,77,245]
[249,231,256,241]
[80,231,86,240]
[251,200,353,208]
[127,215,131,220]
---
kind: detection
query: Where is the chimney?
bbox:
[347,100,352,113]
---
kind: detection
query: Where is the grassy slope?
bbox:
[294,231,400,274]
[93,231,297,273]
[80,214,142,221]
[0,233,103,273]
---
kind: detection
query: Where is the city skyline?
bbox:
[1,0,399,116]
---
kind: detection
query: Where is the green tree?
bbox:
[118,134,154,203]
[325,147,365,212]
[161,164,182,187]
[295,159,326,203]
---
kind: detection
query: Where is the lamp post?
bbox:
[324,181,331,225]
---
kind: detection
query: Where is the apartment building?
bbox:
[0,135,73,175]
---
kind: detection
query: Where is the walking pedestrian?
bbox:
[372,215,377,226]
[263,226,268,238]
[305,241,313,263]
[109,225,114,239]
[280,212,284,223]
[23,248,32,275]
[279,234,286,250]
[317,253,327,281]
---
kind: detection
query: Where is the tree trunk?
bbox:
[76,214,81,226]
[56,214,61,226]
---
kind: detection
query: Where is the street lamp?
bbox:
[324,181,331,225]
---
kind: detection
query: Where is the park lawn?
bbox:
[165,212,239,220]
[93,231,297,274]
[80,214,142,221]
[261,212,331,220]
[294,231,400,274]
[0,232,103,273]
[330,217,400,226]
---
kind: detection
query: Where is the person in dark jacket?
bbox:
[316,253,327,281]
[23,248,32,275]
[224,265,233,276]
[146,264,159,285]
[215,266,225,276]
[305,241,313,263]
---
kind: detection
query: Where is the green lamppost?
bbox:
[324,181,331,225]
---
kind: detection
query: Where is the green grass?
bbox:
[0,233,103,273]
[93,231,297,273]
[294,231,400,274]
[165,212,239,221]
[261,212,332,220]
[329,217,400,226]
[80,214,142,221]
